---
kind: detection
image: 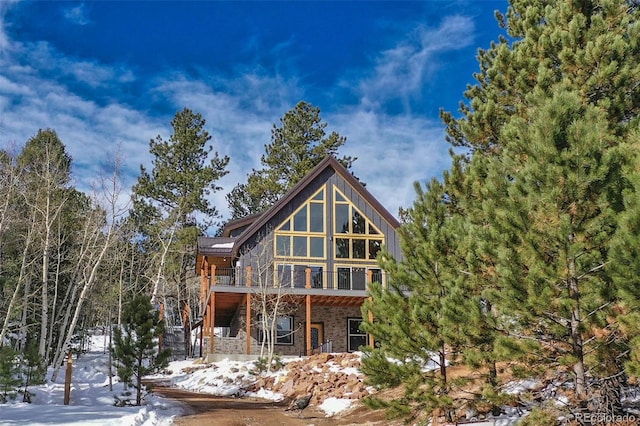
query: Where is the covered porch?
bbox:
[197,255,376,357]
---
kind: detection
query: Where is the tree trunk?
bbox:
[0,222,35,346]
[51,218,115,380]
[39,219,50,359]
[136,354,143,406]
[46,226,64,363]
[439,343,447,384]
[568,259,586,399]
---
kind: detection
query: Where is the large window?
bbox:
[275,188,325,259]
[258,315,294,345]
[347,318,368,352]
[277,264,324,289]
[333,187,383,260]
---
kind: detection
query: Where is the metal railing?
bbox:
[206,266,386,292]
[301,339,333,356]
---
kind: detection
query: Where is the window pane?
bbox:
[336,238,349,258]
[335,204,349,233]
[280,220,290,231]
[293,208,307,232]
[335,191,346,202]
[293,236,307,257]
[349,318,364,335]
[349,335,367,352]
[276,316,293,344]
[310,237,324,258]
[352,239,366,259]
[352,268,366,290]
[369,239,382,259]
[370,268,383,284]
[368,223,379,234]
[311,266,323,289]
[277,316,292,331]
[352,210,365,234]
[276,235,290,256]
[310,203,324,232]
[293,265,307,288]
[277,265,291,287]
[312,190,323,201]
[277,331,292,345]
[337,267,351,290]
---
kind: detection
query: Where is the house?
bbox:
[195,155,401,359]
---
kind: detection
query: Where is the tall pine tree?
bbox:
[131,108,229,355]
[226,101,355,219]
[439,0,640,408]
[366,0,640,421]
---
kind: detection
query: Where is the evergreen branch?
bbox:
[585,301,612,319]
[575,261,609,281]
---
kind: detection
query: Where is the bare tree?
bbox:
[17,130,72,359]
[50,152,129,381]
[244,233,300,369]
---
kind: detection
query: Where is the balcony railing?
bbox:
[202,266,386,292]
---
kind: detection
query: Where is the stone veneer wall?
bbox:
[212,301,364,356]
[208,330,261,355]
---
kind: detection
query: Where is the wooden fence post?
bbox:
[64,351,73,405]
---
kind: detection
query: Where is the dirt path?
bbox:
[146,380,401,426]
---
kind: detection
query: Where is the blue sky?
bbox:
[0,0,508,224]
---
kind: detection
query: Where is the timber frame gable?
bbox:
[196,155,401,359]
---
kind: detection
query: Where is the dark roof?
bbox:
[221,211,263,237]
[197,155,400,260]
[197,236,236,257]
[233,155,400,252]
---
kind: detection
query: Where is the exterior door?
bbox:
[310,323,324,353]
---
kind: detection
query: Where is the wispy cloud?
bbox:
[0,2,483,225]
[356,15,475,111]
[63,3,91,26]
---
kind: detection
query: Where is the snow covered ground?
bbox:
[0,335,183,425]
[0,334,357,425]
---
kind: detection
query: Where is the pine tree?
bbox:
[435,0,640,409]
[0,347,21,403]
[367,0,640,420]
[112,294,170,406]
[21,338,46,403]
[131,108,229,355]
[361,178,501,422]
[226,101,355,219]
[486,90,628,403]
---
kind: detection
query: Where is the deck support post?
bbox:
[200,257,209,357]
[367,270,375,349]
[246,266,252,355]
[305,268,311,356]
[208,265,216,355]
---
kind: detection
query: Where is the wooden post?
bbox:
[200,257,208,313]
[209,265,216,355]
[306,296,311,356]
[305,267,312,356]
[64,351,73,405]
[367,270,375,349]
[200,257,208,355]
[209,292,215,355]
[246,266,252,355]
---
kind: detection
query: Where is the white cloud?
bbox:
[0,1,471,228]
[356,15,475,110]
[329,109,449,217]
[63,3,91,26]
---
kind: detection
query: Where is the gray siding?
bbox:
[235,166,401,277]
[239,168,401,279]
